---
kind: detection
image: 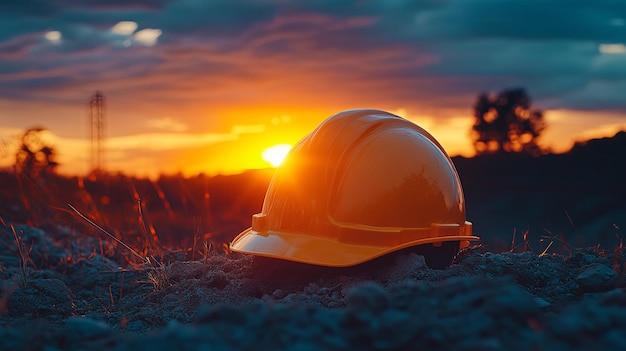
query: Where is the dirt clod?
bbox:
[576,263,618,292]
[2,225,626,350]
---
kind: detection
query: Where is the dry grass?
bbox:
[1,169,270,266]
[8,223,34,288]
[68,204,149,264]
[612,225,625,278]
[1,169,250,297]
[509,228,534,253]
[147,261,172,292]
[69,202,177,292]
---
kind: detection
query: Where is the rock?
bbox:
[534,297,551,308]
[385,252,427,281]
[303,283,320,295]
[196,304,248,325]
[65,317,111,340]
[344,282,388,316]
[599,288,626,306]
[272,289,286,299]
[204,271,229,289]
[576,264,617,293]
[167,261,206,281]
[0,327,27,351]
[8,278,74,317]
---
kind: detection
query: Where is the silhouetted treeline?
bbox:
[456,131,626,250]
[0,169,273,253]
[1,132,625,253]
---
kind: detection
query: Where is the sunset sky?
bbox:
[1,1,625,177]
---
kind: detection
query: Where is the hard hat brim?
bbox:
[230,228,480,267]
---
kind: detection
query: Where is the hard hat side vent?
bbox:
[251,213,268,234]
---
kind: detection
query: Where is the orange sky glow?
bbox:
[2,5,625,178]
[1,103,624,179]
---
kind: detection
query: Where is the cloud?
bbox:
[108,123,266,152]
[3,0,626,176]
[392,108,475,156]
[558,80,626,110]
[411,0,626,42]
[108,132,236,151]
[0,0,171,18]
[145,117,188,132]
[1,0,626,125]
[0,122,269,174]
[145,0,278,37]
[599,43,626,54]
[132,28,161,46]
[102,20,163,48]
[44,31,62,43]
[111,21,138,36]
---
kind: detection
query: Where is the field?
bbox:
[1,132,625,350]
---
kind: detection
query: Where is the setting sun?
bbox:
[262,144,292,167]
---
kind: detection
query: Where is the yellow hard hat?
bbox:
[230,109,479,267]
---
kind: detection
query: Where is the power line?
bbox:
[89,91,105,173]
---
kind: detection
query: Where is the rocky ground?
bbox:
[2,223,626,350]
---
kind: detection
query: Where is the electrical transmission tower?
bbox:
[89,91,105,173]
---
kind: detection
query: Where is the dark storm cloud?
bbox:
[0,0,171,46]
[4,76,74,92]
[423,40,598,96]
[1,0,170,16]
[149,0,278,36]
[410,0,626,42]
[2,0,624,47]
[1,0,626,111]
[386,0,626,109]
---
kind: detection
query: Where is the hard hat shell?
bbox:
[230,109,479,267]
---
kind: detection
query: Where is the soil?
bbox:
[2,223,626,350]
[1,133,625,350]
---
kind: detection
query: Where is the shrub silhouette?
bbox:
[471,88,546,156]
[15,127,59,178]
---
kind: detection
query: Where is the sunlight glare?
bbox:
[262,144,292,167]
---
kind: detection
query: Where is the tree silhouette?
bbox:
[471,88,546,156]
[15,127,59,178]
